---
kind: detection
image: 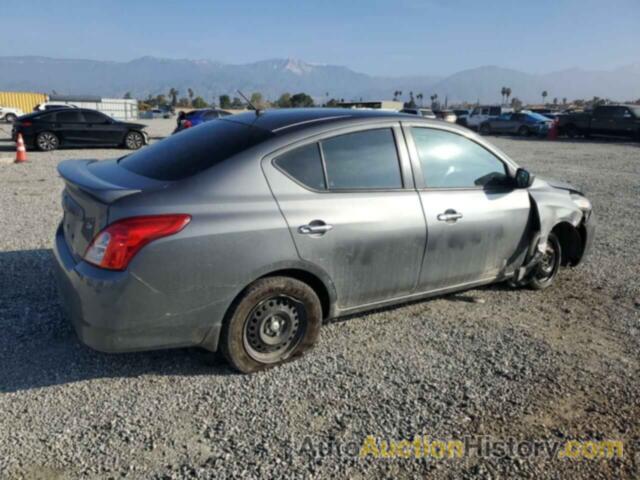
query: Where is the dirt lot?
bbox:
[0,119,638,479]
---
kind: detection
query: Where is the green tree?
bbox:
[219,95,232,109]
[123,92,132,100]
[501,86,507,104]
[177,97,189,107]
[168,88,179,107]
[155,94,167,106]
[230,96,244,108]
[325,98,340,107]
[542,90,548,105]
[505,87,512,104]
[192,96,208,108]
[187,88,194,106]
[289,93,314,108]
[250,92,264,109]
[416,93,423,106]
[277,93,292,108]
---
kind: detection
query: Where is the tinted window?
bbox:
[594,107,614,118]
[82,110,110,123]
[321,129,402,190]
[120,120,273,181]
[203,111,219,120]
[275,143,325,190]
[56,111,84,123]
[411,128,508,188]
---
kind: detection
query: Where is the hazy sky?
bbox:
[2,0,638,76]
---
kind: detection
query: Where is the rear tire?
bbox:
[124,131,144,150]
[4,113,17,123]
[36,131,59,151]
[220,277,322,373]
[479,123,491,135]
[527,233,562,290]
[565,124,579,139]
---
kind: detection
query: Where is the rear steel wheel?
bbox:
[243,295,304,364]
[220,277,322,373]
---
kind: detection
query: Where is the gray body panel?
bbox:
[52,109,595,354]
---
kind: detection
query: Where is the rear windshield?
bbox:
[119,119,273,181]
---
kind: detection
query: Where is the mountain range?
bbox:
[0,56,638,105]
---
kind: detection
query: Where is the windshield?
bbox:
[526,112,550,122]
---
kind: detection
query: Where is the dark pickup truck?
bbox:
[558,105,640,140]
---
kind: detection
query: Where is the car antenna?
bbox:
[237,90,262,116]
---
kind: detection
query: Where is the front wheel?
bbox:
[528,232,561,290]
[4,113,17,123]
[124,131,145,150]
[479,123,491,135]
[220,277,322,373]
[517,125,530,137]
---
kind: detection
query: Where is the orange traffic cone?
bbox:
[15,133,27,163]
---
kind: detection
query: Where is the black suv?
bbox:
[12,109,148,151]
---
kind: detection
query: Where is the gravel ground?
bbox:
[0,119,638,479]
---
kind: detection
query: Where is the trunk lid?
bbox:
[57,159,167,259]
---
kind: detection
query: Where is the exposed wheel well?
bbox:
[259,269,331,320]
[551,222,583,266]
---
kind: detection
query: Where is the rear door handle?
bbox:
[298,221,333,235]
[437,209,463,223]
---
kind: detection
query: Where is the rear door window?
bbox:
[321,129,402,190]
[275,143,326,190]
[82,110,110,123]
[56,111,84,123]
[119,119,273,181]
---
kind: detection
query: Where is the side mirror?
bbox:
[515,168,534,188]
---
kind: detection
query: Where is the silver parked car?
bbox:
[54,109,595,373]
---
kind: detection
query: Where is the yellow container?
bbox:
[0,91,48,114]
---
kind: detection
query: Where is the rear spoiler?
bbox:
[57,159,142,204]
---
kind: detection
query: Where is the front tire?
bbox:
[479,123,491,135]
[124,131,144,150]
[528,232,561,290]
[220,277,322,373]
[36,131,59,151]
[4,113,17,123]
[517,125,530,137]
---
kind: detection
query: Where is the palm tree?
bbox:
[168,88,179,107]
[505,87,512,104]
[417,93,423,106]
[562,97,567,105]
[187,88,194,106]
[553,97,558,106]
[501,87,507,105]
[541,90,548,105]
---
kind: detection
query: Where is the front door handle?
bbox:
[437,209,463,223]
[298,221,333,235]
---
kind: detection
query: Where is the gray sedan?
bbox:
[54,109,595,373]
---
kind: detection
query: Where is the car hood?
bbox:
[534,176,583,195]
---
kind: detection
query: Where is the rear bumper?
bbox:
[53,223,217,353]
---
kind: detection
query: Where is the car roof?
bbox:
[224,108,410,134]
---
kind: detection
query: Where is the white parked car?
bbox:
[0,106,23,123]
[466,105,513,130]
